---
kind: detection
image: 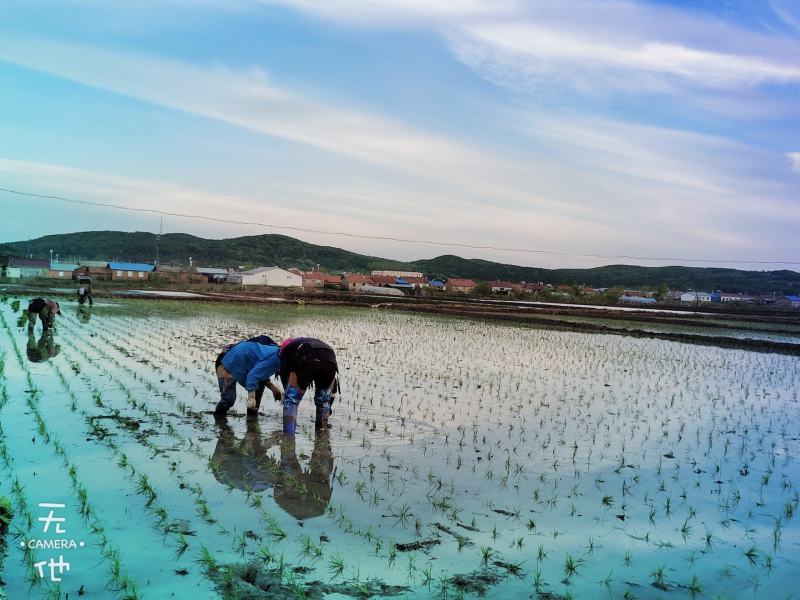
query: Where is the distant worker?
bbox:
[278,337,339,433]
[214,335,282,417]
[27,298,60,331]
[78,282,93,306]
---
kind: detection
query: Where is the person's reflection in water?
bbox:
[77,305,92,324]
[26,329,60,363]
[211,417,334,519]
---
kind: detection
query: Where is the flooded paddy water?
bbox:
[0,295,799,599]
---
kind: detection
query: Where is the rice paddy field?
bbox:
[0,295,799,599]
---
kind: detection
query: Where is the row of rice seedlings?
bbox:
[0,312,141,597]
[47,327,261,574]
[52,301,800,596]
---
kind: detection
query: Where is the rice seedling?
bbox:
[328,550,345,580]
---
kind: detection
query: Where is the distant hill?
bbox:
[0,231,409,273]
[418,255,800,294]
[2,231,798,294]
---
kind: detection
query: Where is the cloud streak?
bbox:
[788,152,800,173]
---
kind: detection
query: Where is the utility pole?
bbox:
[155,216,163,266]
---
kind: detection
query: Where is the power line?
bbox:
[1,185,798,266]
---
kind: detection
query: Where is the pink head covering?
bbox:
[279,337,295,354]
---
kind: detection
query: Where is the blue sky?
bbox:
[1,0,799,268]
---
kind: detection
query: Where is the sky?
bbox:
[1,0,799,269]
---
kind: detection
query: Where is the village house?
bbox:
[680,291,712,303]
[370,270,423,278]
[325,274,342,287]
[341,273,372,291]
[109,262,155,281]
[74,261,112,281]
[4,257,51,279]
[403,276,429,288]
[153,264,205,283]
[718,292,754,303]
[228,266,302,287]
[300,271,328,288]
[490,280,515,293]
[523,282,549,293]
[444,278,476,294]
[194,267,230,283]
[48,261,79,279]
[369,274,423,293]
[775,295,800,308]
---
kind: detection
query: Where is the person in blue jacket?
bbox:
[214,336,282,417]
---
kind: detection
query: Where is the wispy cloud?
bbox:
[788,152,800,173]
[260,0,800,103]
[451,21,800,95]
[1,3,798,267]
[0,35,501,180]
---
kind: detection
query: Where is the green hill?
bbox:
[417,256,800,294]
[0,231,409,273]
[1,231,798,294]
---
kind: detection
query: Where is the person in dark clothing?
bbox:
[78,284,93,306]
[278,337,339,433]
[214,335,282,417]
[27,298,60,331]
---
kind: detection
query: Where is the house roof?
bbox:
[9,257,50,268]
[430,280,444,286]
[325,275,342,283]
[78,260,109,268]
[344,273,372,283]
[239,266,297,276]
[195,267,229,275]
[108,262,155,272]
[369,275,396,285]
[403,276,428,284]
[155,265,186,272]
[785,295,800,302]
[302,271,327,281]
[50,262,79,271]
[446,278,476,287]
[490,280,514,287]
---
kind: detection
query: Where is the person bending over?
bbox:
[214,335,282,417]
[27,298,60,331]
[278,337,339,433]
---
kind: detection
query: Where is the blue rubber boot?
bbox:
[314,388,333,429]
[283,384,303,434]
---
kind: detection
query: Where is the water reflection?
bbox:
[26,329,60,363]
[77,305,92,323]
[211,418,333,519]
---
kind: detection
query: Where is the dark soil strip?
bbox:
[395,538,441,552]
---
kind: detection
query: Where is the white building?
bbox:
[719,292,753,303]
[680,291,712,303]
[370,270,423,278]
[229,266,302,287]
